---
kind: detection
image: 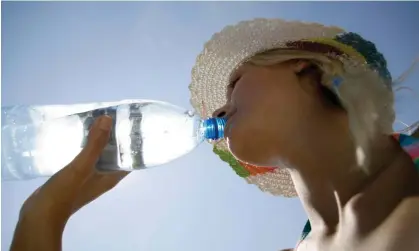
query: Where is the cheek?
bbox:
[227,89,300,166]
[227,107,294,167]
[227,76,318,167]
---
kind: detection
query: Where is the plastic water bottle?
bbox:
[1,100,226,181]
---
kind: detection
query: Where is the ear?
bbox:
[291,60,312,74]
[292,59,322,83]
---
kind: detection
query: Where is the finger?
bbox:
[43,116,113,195]
[71,115,113,173]
[71,171,130,214]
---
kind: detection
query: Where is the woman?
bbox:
[11,19,419,251]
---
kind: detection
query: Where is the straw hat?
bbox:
[189,18,394,197]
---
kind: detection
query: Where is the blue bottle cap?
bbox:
[202,117,227,140]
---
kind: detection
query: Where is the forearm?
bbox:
[10,215,66,251]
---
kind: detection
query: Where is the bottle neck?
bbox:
[201,117,227,140]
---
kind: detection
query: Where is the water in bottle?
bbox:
[1,100,226,181]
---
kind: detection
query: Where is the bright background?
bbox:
[2,2,419,251]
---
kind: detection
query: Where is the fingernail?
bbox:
[98,116,113,131]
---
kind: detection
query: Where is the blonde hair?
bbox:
[246,49,396,171]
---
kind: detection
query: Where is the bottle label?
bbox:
[115,103,147,169]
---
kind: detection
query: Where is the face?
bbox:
[213,61,350,169]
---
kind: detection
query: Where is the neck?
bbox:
[289,135,419,236]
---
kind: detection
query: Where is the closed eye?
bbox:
[228,76,241,89]
[226,76,240,100]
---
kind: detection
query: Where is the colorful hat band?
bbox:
[285,39,366,63]
[287,32,392,83]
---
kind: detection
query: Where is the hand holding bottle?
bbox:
[11,116,129,251]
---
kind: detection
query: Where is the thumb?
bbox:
[75,115,113,170]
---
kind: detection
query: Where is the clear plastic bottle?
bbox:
[1,100,226,181]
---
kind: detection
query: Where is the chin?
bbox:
[226,135,277,167]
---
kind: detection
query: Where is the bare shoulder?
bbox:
[370,196,419,251]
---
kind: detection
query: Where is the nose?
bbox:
[212,104,234,118]
[213,109,226,118]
